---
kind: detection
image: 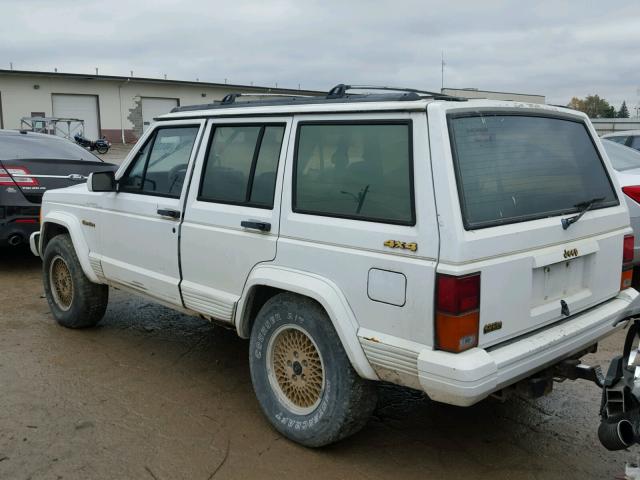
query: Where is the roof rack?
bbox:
[169,83,466,114]
[325,84,467,101]
[220,92,313,105]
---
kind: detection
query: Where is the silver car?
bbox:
[602,130,640,152]
[603,139,640,265]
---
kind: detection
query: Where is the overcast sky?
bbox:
[2,0,639,111]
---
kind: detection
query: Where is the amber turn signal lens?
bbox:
[435,310,479,353]
[621,268,633,291]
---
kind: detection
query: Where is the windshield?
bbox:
[602,139,640,171]
[0,134,102,162]
[448,113,619,230]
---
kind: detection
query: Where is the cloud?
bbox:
[1,0,639,109]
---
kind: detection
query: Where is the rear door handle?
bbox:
[241,220,271,232]
[157,208,180,219]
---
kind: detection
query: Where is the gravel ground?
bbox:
[0,246,639,479]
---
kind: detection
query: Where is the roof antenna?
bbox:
[9,62,13,70]
[441,51,445,91]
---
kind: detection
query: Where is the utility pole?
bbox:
[441,51,445,91]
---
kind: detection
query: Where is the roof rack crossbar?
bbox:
[326,84,466,101]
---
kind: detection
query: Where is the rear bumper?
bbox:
[417,288,640,406]
[0,220,39,246]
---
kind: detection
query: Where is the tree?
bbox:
[567,95,615,118]
[618,100,630,118]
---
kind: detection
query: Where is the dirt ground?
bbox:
[1,246,639,480]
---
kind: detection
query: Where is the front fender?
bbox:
[237,265,378,380]
[41,211,100,283]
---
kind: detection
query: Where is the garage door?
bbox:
[142,98,179,133]
[52,94,100,140]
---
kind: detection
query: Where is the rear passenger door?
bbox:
[180,118,291,322]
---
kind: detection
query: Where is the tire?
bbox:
[42,234,108,328]
[96,146,109,154]
[249,293,377,447]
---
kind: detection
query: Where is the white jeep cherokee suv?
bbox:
[31,85,640,447]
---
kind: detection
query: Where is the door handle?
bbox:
[241,220,271,232]
[157,208,180,219]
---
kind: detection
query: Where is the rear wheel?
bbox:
[249,293,377,447]
[42,234,108,328]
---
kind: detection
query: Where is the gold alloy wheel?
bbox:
[49,255,74,311]
[267,325,325,415]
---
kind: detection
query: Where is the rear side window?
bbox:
[605,135,628,145]
[294,122,414,225]
[199,125,285,208]
[449,114,619,229]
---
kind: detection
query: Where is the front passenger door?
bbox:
[98,121,204,306]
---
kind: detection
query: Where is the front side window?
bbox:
[449,114,619,229]
[120,126,199,197]
[294,122,414,225]
[199,124,285,208]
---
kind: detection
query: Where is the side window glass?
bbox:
[630,136,640,150]
[120,138,152,191]
[294,123,414,225]
[120,126,199,197]
[199,125,285,208]
[250,126,285,206]
[607,136,628,145]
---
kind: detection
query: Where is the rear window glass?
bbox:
[0,134,101,162]
[448,114,618,229]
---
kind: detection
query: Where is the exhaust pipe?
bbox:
[7,234,22,246]
[598,419,635,450]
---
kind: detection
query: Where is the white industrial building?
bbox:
[0,70,549,144]
[0,69,320,143]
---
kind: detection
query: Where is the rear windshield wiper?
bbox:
[561,197,605,230]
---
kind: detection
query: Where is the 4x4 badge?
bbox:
[384,240,417,252]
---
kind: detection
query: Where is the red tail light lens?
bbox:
[435,273,480,353]
[437,273,480,315]
[624,235,634,264]
[0,167,39,187]
[623,186,640,204]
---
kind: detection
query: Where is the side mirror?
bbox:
[88,171,116,192]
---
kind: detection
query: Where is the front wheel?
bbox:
[96,146,109,154]
[42,234,108,328]
[249,293,377,447]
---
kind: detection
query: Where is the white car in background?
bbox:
[603,139,640,266]
[602,130,640,152]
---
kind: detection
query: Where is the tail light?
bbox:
[435,273,480,353]
[623,186,640,204]
[621,234,634,290]
[0,167,39,187]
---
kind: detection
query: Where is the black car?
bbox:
[0,130,117,247]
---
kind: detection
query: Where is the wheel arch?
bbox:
[236,265,378,380]
[40,211,99,283]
